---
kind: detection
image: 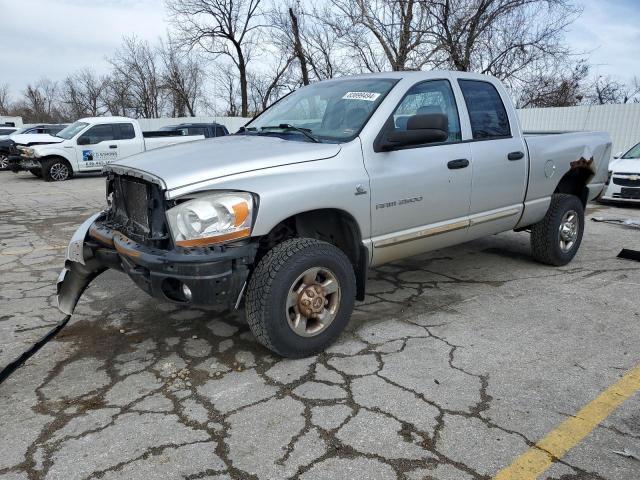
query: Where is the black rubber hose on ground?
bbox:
[0,315,71,385]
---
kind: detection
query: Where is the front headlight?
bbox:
[19,146,37,158]
[166,192,254,247]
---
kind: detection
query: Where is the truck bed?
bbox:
[143,134,205,151]
[518,130,612,227]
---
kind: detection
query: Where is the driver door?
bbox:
[365,79,473,265]
[75,124,119,170]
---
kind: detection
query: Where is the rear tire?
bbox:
[42,158,72,182]
[530,193,584,266]
[245,238,356,358]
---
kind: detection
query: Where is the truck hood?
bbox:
[13,134,64,146]
[111,135,342,191]
[610,158,640,174]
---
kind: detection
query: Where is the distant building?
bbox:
[0,116,23,128]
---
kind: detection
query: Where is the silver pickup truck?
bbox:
[57,71,611,357]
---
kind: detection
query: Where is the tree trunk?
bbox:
[237,46,249,117]
[289,8,310,85]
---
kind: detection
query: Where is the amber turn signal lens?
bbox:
[175,228,251,247]
[232,202,249,226]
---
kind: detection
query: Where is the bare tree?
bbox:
[269,3,308,86]
[0,84,11,115]
[15,78,62,123]
[166,0,264,116]
[517,61,589,108]
[60,69,109,119]
[248,55,295,114]
[327,0,436,72]
[269,2,345,84]
[289,7,310,85]
[159,39,206,116]
[103,75,136,117]
[214,64,242,116]
[587,75,640,105]
[430,0,581,86]
[108,36,164,118]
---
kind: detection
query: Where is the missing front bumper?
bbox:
[56,216,258,315]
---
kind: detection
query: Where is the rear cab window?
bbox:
[458,80,511,140]
[187,127,206,137]
[115,123,136,140]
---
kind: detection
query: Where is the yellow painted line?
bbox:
[494,363,640,480]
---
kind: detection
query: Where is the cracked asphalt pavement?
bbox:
[1,172,639,480]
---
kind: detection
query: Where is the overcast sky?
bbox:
[1,0,639,97]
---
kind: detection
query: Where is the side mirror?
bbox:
[613,151,623,159]
[77,136,90,146]
[378,113,449,151]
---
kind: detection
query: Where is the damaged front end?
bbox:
[56,172,257,315]
[56,213,108,314]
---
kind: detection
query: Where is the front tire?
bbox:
[42,158,72,182]
[245,238,356,358]
[0,154,8,170]
[29,168,42,178]
[530,193,584,266]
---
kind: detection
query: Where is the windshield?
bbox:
[622,142,640,159]
[245,78,398,142]
[56,121,88,140]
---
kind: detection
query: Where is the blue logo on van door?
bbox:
[82,150,93,161]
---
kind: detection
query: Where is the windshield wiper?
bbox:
[260,124,320,143]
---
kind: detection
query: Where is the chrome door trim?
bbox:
[373,219,469,248]
[373,207,521,249]
[468,207,521,226]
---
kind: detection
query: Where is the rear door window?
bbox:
[458,80,511,140]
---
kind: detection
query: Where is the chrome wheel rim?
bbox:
[285,266,341,337]
[558,209,579,252]
[0,155,7,169]
[50,163,68,181]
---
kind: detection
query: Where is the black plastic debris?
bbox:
[618,249,640,262]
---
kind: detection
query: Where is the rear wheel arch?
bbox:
[554,166,593,207]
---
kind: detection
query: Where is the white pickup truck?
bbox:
[9,117,204,181]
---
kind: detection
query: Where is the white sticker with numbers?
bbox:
[342,91,381,101]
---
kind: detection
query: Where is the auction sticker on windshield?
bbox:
[342,91,381,101]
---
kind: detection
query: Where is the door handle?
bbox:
[109,145,118,149]
[447,158,470,169]
[508,151,524,161]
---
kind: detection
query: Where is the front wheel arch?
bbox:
[41,156,73,182]
[255,208,368,300]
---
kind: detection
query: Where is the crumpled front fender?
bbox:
[56,212,107,315]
